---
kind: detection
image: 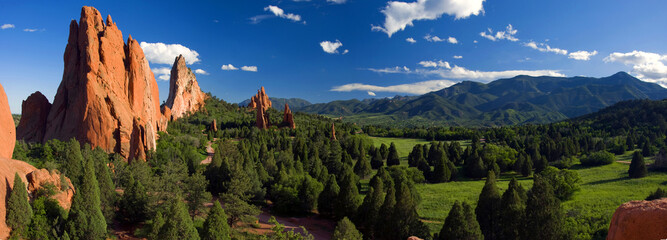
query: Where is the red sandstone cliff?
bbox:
[16,91,51,143]
[163,55,206,120]
[607,199,667,240]
[249,86,272,111]
[283,103,296,129]
[0,83,15,159]
[40,6,161,161]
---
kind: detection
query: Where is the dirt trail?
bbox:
[239,210,334,240]
[201,138,217,165]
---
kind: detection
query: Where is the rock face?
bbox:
[607,199,667,240]
[16,91,52,143]
[211,119,218,132]
[0,83,15,159]
[163,55,206,120]
[331,123,337,140]
[249,86,272,111]
[0,159,75,239]
[40,6,162,161]
[283,103,296,129]
[256,100,269,129]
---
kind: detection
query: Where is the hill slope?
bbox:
[299,72,667,126]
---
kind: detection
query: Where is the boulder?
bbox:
[0,83,15,158]
[249,86,272,111]
[42,6,161,161]
[283,103,296,129]
[16,91,52,142]
[163,55,206,120]
[26,169,75,209]
[607,199,667,240]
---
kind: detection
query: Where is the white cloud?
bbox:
[568,50,597,61]
[342,49,349,55]
[332,80,457,95]
[152,67,171,81]
[327,0,347,4]
[367,66,411,74]
[23,28,44,32]
[480,24,518,42]
[604,50,667,85]
[264,5,303,22]
[140,42,200,65]
[372,0,485,37]
[473,40,478,43]
[241,66,258,72]
[418,60,451,69]
[221,64,238,70]
[320,40,344,54]
[418,65,564,82]
[523,41,567,55]
[406,37,417,43]
[1,24,15,30]
[194,69,209,75]
[453,55,463,59]
[447,36,458,44]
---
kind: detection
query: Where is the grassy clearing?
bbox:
[369,137,667,234]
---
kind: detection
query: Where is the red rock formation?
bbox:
[42,6,161,161]
[0,83,15,159]
[163,55,206,120]
[0,159,75,239]
[159,106,172,132]
[249,86,272,111]
[607,199,667,240]
[331,122,337,140]
[16,91,52,143]
[256,100,268,129]
[407,237,424,240]
[283,103,296,129]
[211,119,218,132]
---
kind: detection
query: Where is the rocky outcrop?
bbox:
[256,100,269,129]
[0,83,15,159]
[407,237,423,240]
[163,55,206,120]
[249,86,272,111]
[607,199,667,240]
[211,119,218,132]
[41,6,161,161]
[331,123,337,140]
[283,103,295,129]
[0,158,75,239]
[16,91,52,143]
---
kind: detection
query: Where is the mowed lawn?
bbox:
[370,137,667,234]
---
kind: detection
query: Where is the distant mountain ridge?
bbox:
[239,97,312,111]
[298,72,667,126]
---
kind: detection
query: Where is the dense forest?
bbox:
[8,96,667,240]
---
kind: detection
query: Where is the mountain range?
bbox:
[295,72,667,126]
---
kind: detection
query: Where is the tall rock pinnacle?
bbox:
[163,54,206,120]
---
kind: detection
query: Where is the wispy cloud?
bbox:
[140,42,200,65]
[366,62,564,82]
[264,5,304,23]
[332,80,457,95]
[194,69,209,75]
[424,34,457,44]
[418,60,451,69]
[152,67,171,81]
[453,55,463,59]
[568,50,597,61]
[327,0,347,4]
[1,24,15,30]
[480,24,518,41]
[221,64,238,71]
[372,0,485,37]
[523,41,567,55]
[23,28,45,32]
[406,37,416,44]
[367,66,411,74]
[241,66,258,72]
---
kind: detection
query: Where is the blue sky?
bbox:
[1,0,666,113]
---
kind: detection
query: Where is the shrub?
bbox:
[539,166,581,201]
[580,151,615,166]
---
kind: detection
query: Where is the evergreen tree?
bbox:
[521,156,533,177]
[63,139,84,187]
[498,178,525,240]
[355,177,384,238]
[475,171,501,240]
[437,201,482,240]
[148,211,165,240]
[353,146,372,178]
[408,145,423,167]
[642,139,654,157]
[118,175,148,224]
[375,181,396,240]
[522,175,563,240]
[387,142,400,166]
[184,173,213,218]
[465,151,486,178]
[379,143,389,160]
[335,167,360,218]
[91,148,117,223]
[202,201,231,240]
[371,148,384,169]
[66,155,107,240]
[393,182,430,239]
[628,150,648,178]
[431,148,451,183]
[318,174,340,217]
[534,156,548,174]
[6,173,32,236]
[159,198,200,240]
[331,217,363,240]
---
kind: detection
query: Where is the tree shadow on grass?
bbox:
[584,176,629,185]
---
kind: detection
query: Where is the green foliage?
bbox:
[27,197,67,240]
[498,178,525,240]
[119,175,148,224]
[90,147,117,223]
[475,171,501,240]
[331,217,363,240]
[628,151,647,178]
[645,188,666,200]
[158,198,200,240]
[7,173,32,236]
[318,174,340,217]
[539,166,581,201]
[184,173,212,217]
[356,176,384,238]
[63,139,84,187]
[202,201,231,240]
[268,216,314,240]
[66,155,107,240]
[581,151,615,166]
[353,147,372,178]
[465,151,486,179]
[523,175,564,240]
[335,167,361,219]
[387,142,400,166]
[437,201,482,240]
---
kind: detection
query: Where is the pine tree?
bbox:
[498,178,525,240]
[465,151,486,179]
[375,181,396,240]
[387,142,400,166]
[6,173,32,236]
[331,217,363,240]
[356,177,384,238]
[379,143,389,160]
[159,198,201,240]
[534,156,548,174]
[149,211,165,240]
[318,174,340,217]
[522,175,563,240]
[202,201,231,240]
[628,150,648,178]
[185,173,213,218]
[91,148,117,223]
[521,155,533,177]
[66,155,107,240]
[475,171,501,240]
[119,175,148,223]
[353,146,372,178]
[335,167,360,218]
[63,138,84,187]
[393,182,429,239]
[371,148,384,169]
[438,201,482,240]
[408,145,423,167]
[431,148,451,183]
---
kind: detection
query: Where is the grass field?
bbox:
[369,136,667,235]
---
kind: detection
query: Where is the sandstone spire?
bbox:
[283,103,296,129]
[163,55,206,120]
[16,91,51,143]
[249,86,272,111]
[331,122,337,140]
